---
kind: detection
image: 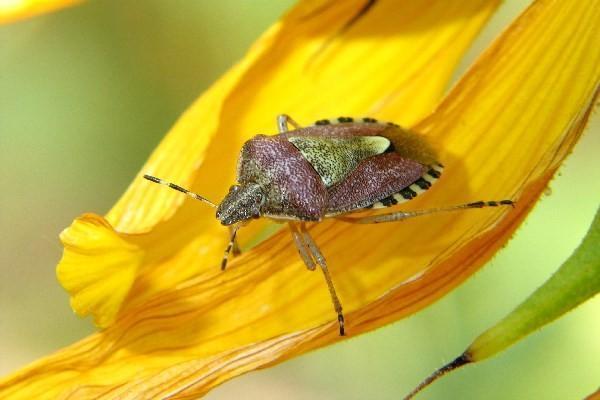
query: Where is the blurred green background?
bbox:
[0,1,598,399]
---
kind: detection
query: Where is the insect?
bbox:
[144,114,514,336]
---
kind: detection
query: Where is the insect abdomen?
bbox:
[367,163,444,210]
[313,116,393,126]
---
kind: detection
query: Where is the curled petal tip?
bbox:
[56,213,143,328]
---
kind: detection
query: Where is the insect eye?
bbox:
[229,185,240,192]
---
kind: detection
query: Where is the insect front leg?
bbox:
[229,226,242,257]
[221,225,240,271]
[337,200,515,224]
[277,114,302,133]
[295,223,346,336]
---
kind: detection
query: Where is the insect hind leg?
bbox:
[338,199,515,224]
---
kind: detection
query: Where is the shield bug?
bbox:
[144,114,514,336]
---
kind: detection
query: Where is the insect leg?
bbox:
[229,226,242,257]
[277,114,302,133]
[289,223,316,271]
[221,224,240,271]
[338,200,515,224]
[299,223,346,336]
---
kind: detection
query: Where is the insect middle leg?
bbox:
[289,222,345,336]
[277,114,302,133]
[289,223,316,271]
[337,200,515,224]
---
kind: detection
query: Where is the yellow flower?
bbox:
[1,0,598,398]
[0,0,81,24]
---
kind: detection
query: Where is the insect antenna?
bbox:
[143,174,217,208]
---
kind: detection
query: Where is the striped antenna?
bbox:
[143,174,217,208]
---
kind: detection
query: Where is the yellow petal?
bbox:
[56,214,143,328]
[0,0,82,24]
[63,0,502,323]
[5,0,599,399]
[106,0,501,234]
